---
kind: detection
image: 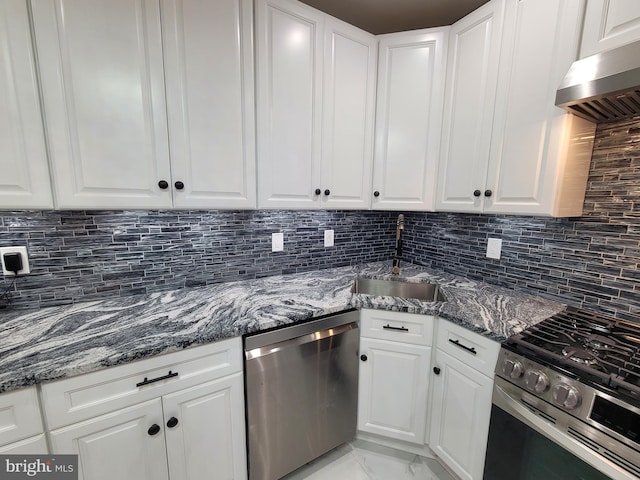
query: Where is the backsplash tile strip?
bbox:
[0,210,396,309]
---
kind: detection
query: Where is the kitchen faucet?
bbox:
[392,214,404,275]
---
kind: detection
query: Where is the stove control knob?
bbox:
[552,384,582,410]
[502,359,524,379]
[524,370,550,393]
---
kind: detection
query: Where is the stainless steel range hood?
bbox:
[556,40,640,123]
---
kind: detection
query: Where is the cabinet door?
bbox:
[372,28,448,211]
[162,0,256,209]
[320,18,376,210]
[485,0,591,216]
[50,399,169,480]
[0,435,48,454]
[581,0,640,57]
[429,350,493,480]
[358,337,430,444]
[163,373,247,480]
[31,0,172,210]
[0,0,53,209]
[256,0,324,209]
[436,0,504,213]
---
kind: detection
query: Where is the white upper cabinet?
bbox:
[320,18,377,209]
[256,0,376,209]
[162,0,256,209]
[486,0,595,217]
[581,0,640,57]
[256,0,324,209]
[437,0,596,217]
[31,0,256,210]
[32,0,173,210]
[372,29,448,211]
[0,0,53,209]
[436,0,505,213]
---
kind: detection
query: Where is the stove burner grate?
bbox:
[508,307,640,397]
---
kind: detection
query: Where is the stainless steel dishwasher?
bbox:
[244,309,360,480]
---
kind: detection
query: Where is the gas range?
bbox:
[495,307,640,478]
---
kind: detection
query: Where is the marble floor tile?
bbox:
[283,439,456,480]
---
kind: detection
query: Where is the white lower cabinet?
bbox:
[43,338,247,480]
[429,350,493,480]
[358,338,431,444]
[50,399,169,480]
[357,310,434,445]
[357,310,500,480]
[163,374,246,480]
[0,386,48,454]
[429,320,500,480]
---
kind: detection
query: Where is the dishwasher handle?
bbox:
[245,320,358,361]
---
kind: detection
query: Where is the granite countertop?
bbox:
[0,261,565,394]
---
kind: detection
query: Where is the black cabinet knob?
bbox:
[473,190,481,197]
[324,189,330,196]
[484,189,492,197]
[433,367,441,375]
[148,424,161,436]
[166,417,179,428]
[373,191,380,197]
[315,188,321,195]
[174,181,185,190]
[158,180,169,190]
[360,354,368,362]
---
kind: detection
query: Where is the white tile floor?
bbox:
[282,439,457,480]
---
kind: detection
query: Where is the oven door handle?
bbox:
[492,384,636,480]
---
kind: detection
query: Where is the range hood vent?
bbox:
[556,40,640,123]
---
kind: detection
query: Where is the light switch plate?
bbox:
[272,232,284,252]
[324,230,334,247]
[0,246,30,275]
[486,238,502,260]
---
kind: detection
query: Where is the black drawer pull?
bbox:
[136,370,179,387]
[449,339,477,355]
[383,324,409,332]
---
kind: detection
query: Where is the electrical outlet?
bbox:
[272,232,284,252]
[486,238,502,260]
[0,246,30,275]
[324,229,334,247]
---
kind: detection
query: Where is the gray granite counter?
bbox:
[0,261,565,393]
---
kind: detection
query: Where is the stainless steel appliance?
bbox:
[556,39,640,123]
[484,307,640,480]
[244,310,360,480]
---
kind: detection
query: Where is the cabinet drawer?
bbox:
[41,337,242,430]
[436,320,500,377]
[0,387,44,446]
[360,309,435,346]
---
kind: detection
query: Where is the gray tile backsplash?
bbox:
[2,116,640,321]
[0,210,395,309]
[404,117,640,321]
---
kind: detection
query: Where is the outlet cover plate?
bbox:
[486,238,502,260]
[272,233,284,252]
[0,246,30,275]
[324,230,334,247]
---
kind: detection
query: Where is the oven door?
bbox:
[483,378,639,480]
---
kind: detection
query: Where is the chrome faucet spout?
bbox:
[392,214,404,275]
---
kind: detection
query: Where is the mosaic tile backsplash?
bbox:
[404,117,640,322]
[0,210,396,309]
[1,116,640,321]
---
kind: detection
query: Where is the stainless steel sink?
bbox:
[351,277,447,302]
